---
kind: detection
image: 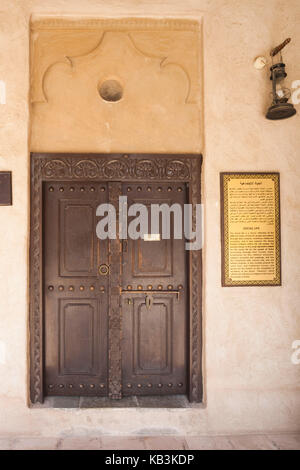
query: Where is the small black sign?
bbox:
[0,172,12,205]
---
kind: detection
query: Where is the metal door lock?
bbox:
[145,295,153,310]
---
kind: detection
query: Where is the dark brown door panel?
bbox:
[43,181,108,396]
[121,183,187,395]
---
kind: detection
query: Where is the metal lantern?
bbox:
[266,38,296,120]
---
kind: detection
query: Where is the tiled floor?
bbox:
[0,434,299,450]
[22,398,299,450]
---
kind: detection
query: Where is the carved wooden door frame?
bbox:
[29,153,203,404]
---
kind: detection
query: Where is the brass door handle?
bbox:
[98,264,110,276]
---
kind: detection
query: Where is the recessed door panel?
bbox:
[59,299,98,375]
[133,238,172,277]
[130,200,173,277]
[133,297,172,375]
[60,202,96,276]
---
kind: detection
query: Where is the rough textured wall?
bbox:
[0,0,299,437]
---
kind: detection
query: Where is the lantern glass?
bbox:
[266,62,296,120]
[271,64,291,104]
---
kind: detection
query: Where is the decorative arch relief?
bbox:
[30,18,203,153]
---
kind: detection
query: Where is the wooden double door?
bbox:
[43,180,188,399]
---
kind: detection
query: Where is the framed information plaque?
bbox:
[220,172,281,287]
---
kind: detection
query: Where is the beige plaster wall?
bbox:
[0,0,299,437]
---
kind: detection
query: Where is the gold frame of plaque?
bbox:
[220,172,281,287]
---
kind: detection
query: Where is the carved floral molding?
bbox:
[40,155,192,180]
